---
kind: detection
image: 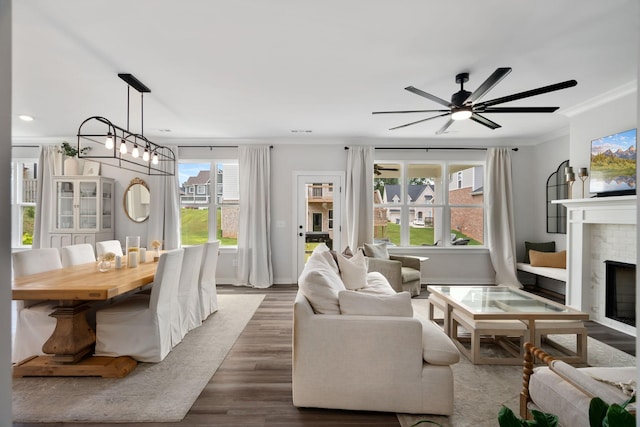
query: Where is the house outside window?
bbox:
[373,161,484,247]
[179,161,239,246]
[11,159,38,247]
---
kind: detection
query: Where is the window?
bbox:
[373,161,484,247]
[11,159,38,247]
[179,161,239,247]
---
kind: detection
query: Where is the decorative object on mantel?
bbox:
[76,73,175,176]
[578,167,589,198]
[98,251,116,272]
[151,239,162,262]
[546,160,569,234]
[565,166,575,199]
[59,141,91,176]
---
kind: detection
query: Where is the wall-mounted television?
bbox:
[590,128,636,197]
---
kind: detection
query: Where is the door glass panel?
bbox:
[304,182,334,261]
[102,181,113,230]
[79,181,97,230]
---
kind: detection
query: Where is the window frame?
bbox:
[11,158,38,248]
[178,158,239,247]
[373,159,486,248]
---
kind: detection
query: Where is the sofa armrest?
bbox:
[366,257,403,292]
[390,255,426,271]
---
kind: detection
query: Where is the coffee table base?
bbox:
[13,355,137,378]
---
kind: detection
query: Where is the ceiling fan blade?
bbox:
[476,80,578,108]
[435,119,454,135]
[464,67,512,104]
[405,86,452,108]
[480,106,560,113]
[372,109,449,115]
[389,112,451,130]
[470,113,501,130]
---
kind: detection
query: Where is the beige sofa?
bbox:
[521,343,636,427]
[293,246,460,415]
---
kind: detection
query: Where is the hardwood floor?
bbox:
[14,284,635,426]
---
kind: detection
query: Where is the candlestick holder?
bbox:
[578,167,589,198]
[565,167,575,199]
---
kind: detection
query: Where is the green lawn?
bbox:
[181,207,237,246]
[382,222,481,246]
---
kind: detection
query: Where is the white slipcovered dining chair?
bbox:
[199,241,220,321]
[12,248,63,363]
[94,248,184,362]
[60,243,96,267]
[95,240,124,258]
[171,245,204,347]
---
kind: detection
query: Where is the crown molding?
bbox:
[561,81,637,118]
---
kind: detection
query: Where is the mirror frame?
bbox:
[123,177,151,223]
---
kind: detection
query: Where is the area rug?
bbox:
[12,293,265,423]
[396,299,636,427]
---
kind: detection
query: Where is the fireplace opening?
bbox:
[604,260,636,327]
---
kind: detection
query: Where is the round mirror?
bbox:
[124,178,150,223]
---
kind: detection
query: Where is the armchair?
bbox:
[362,243,425,296]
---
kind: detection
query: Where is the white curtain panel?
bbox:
[148,145,181,250]
[236,145,273,288]
[32,145,62,248]
[486,147,522,288]
[345,146,374,252]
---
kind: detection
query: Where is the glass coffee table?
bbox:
[427,285,589,364]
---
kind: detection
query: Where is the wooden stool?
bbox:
[451,310,529,365]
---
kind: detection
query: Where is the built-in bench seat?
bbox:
[516,262,566,282]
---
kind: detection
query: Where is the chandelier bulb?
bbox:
[105,133,114,150]
[152,152,159,165]
[132,144,140,158]
[119,140,127,154]
[143,149,150,162]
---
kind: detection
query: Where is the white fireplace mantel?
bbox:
[553,195,636,335]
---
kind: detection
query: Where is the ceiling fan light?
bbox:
[451,108,472,121]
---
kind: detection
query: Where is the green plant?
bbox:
[589,396,636,427]
[59,141,90,157]
[497,406,558,427]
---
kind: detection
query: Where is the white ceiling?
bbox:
[11,0,639,146]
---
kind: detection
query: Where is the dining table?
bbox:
[12,257,159,378]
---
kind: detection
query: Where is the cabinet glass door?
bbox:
[56,180,75,230]
[78,181,98,230]
[102,181,113,230]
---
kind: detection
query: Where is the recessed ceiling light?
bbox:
[19,115,34,122]
[158,129,172,133]
[290,129,312,133]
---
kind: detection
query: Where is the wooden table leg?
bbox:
[13,301,137,378]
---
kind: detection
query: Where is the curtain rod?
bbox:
[345,146,518,151]
[177,145,273,149]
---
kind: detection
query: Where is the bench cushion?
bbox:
[517,262,567,282]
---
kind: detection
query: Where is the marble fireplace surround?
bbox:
[555,196,637,336]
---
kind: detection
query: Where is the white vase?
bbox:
[64,157,79,175]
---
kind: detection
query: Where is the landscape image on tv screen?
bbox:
[590,128,636,195]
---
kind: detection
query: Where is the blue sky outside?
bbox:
[591,128,636,155]
[178,163,209,187]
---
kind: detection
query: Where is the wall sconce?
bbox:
[565,166,575,199]
[76,74,175,176]
[578,167,589,198]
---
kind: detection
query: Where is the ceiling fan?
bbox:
[372,67,577,135]
[374,164,399,176]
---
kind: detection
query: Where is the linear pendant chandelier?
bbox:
[76,73,175,176]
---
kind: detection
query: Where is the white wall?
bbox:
[1,1,11,425]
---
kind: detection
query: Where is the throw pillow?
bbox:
[363,242,389,259]
[529,250,566,269]
[298,252,346,314]
[338,290,413,317]
[311,242,339,274]
[360,271,396,295]
[336,250,368,291]
[524,241,556,264]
